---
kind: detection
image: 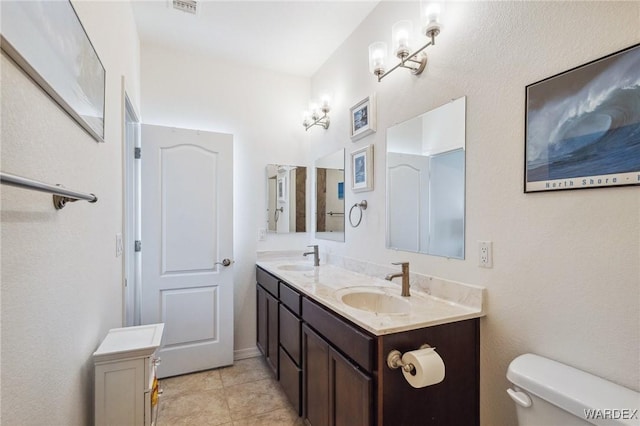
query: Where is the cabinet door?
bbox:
[95,358,145,426]
[329,347,372,426]
[257,285,279,378]
[302,324,329,426]
[256,285,268,357]
[266,290,279,377]
[279,346,302,415]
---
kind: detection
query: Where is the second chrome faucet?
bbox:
[385,261,410,297]
[303,244,320,267]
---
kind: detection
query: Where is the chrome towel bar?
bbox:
[1,171,98,209]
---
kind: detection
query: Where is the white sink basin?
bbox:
[277,264,314,272]
[338,288,410,314]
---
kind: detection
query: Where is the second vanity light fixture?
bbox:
[302,95,331,131]
[368,1,442,82]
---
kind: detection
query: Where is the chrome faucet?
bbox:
[303,244,320,267]
[385,262,410,297]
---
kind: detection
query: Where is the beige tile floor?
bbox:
[157,356,305,426]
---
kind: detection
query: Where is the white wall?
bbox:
[309,2,640,425]
[0,1,141,424]
[139,43,312,356]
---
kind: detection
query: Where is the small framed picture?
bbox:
[277,176,286,202]
[350,94,377,141]
[351,145,374,192]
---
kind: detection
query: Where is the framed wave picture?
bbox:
[350,94,377,141]
[524,43,640,192]
[351,144,373,192]
[1,0,106,142]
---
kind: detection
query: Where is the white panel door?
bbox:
[141,124,233,378]
[387,152,430,252]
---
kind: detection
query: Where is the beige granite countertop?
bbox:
[256,256,485,336]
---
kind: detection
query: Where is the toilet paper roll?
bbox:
[401,347,445,388]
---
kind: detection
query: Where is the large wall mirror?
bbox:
[266,164,307,233]
[315,149,345,242]
[386,96,466,258]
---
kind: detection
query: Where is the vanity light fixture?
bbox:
[302,95,330,131]
[368,1,442,82]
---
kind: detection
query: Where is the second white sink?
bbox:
[338,287,410,314]
[277,264,315,272]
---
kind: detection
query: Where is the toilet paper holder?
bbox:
[387,344,432,373]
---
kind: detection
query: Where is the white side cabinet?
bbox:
[94,324,164,426]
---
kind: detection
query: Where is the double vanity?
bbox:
[261,97,476,425]
[256,255,485,426]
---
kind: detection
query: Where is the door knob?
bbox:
[215,258,234,267]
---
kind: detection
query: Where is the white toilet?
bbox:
[507,353,640,426]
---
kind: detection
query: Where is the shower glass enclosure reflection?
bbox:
[266,164,307,233]
[315,149,345,242]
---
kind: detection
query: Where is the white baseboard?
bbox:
[234,346,261,360]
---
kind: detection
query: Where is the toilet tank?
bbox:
[507,354,640,426]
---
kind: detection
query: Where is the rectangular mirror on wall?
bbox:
[266,164,307,233]
[386,96,466,259]
[315,149,345,242]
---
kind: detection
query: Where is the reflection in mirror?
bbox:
[315,149,345,242]
[266,164,307,233]
[386,96,466,258]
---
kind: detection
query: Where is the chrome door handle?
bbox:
[215,258,234,267]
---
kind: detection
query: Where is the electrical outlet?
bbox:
[478,241,493,268]
[116,233,123,257]
[258,228,267,241]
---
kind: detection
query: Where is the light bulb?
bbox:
[392,20,413,58]
[302,111,311,127]
[309,103,320,120]
[368,42,387,76]
[320,95,331,113]
[420,1,442,37]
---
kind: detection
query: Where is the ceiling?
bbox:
[131,1,380,77]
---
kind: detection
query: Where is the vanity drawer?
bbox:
[256,266,279,297]
[279,304,301,364]
[279,282,301,316]
[302,298,374,373]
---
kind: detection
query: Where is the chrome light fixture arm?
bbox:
[303,112,330,131]
[302,95,331,131]
[376,34,436,82]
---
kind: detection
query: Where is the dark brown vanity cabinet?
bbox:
[256,266,480,426]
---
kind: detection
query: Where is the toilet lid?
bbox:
[507,354,640,426]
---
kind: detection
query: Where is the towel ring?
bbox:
[349,200,368,228]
